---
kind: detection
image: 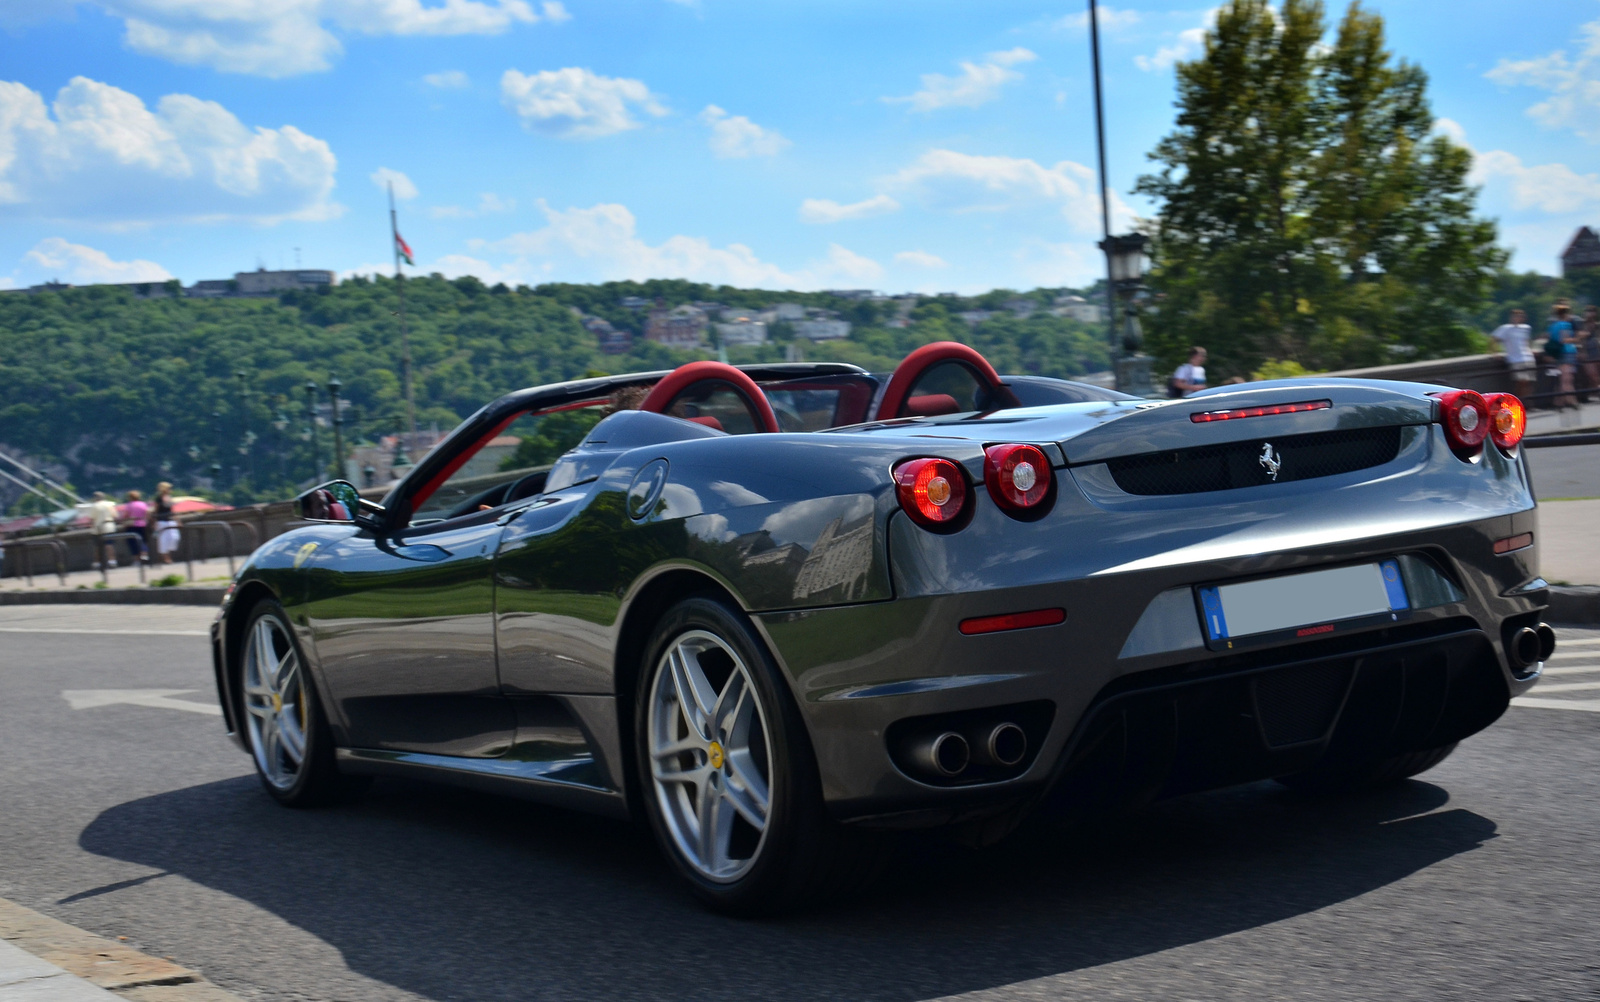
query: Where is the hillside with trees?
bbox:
[0,277,1109,508]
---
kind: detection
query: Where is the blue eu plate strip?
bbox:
[1199,586,1228,640]
[1379,559,1409,610]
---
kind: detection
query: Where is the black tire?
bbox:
[1277,742,1459,794]
[633,595,878,915]
[237,599,353,807]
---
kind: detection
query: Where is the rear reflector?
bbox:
[1493,533,1533,555]
[1190,399,1331,423]
[958,608,1066,635]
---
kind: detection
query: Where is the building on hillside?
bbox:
[1052,295,1105,324]
[825,289,878,301]
[582,316,633,354]
[957,310,995,326]
[1003,296,1037,319]
[1562,227,1600,276]
[645,304,708,349]
[619,296,650,310]
[232,268,335,296]
[716,319,768,345]
[771,302,806,321]
[0,281,71,295]
[793,318,850,340]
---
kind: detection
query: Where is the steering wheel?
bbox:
[639,361,781,434]
[874,341,1015,421]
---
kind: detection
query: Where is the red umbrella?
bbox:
[170,497,232,514]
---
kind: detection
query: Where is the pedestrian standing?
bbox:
[1169,346,1208,398]
[1491,308,1535,402]
[123,490,149,564]
[1547,303,1579,409]
[89,491,118,569]
[153,481,179,565]
[1580,305,1600,402]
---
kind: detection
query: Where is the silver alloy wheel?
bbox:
[647,629,774,883]
[242,614,309,791]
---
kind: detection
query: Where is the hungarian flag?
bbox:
[395,231,415,266]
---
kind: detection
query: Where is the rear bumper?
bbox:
[759,510,1545,826]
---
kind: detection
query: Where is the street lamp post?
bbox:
[235,369,254,485]
[327,375,345,482]
[212,408,227,487]
[1098,232,1154,395]
[272,410,289,483]
[304,380,321,483]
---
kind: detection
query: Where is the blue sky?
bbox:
[2,0,1599,294]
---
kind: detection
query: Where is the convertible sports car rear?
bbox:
[210,343,1553,913]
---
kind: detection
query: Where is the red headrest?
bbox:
[875,342,1006,421]
[639,361,780,434]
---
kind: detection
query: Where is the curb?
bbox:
[0,896,242,1000]
[0,587,224,606]
[1549,585,1600,626]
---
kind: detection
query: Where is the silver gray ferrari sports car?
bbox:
[210,341,1554,913]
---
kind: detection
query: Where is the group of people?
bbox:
[86,482,181,569]
[1493,301,1600,409]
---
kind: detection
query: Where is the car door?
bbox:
[305,507,511,757]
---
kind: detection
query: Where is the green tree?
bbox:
[1137,0,1504,379]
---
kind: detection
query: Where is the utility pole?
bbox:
[327,375,345,482]
[389,181,417,445]
[305,380,321,482]
[1088,0,1121,386]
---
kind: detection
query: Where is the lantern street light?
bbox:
[234,369,255,485]
[1098,232,1153,395]
[327,375,345,482]
[304,380,321,482]
[272,409,288,481]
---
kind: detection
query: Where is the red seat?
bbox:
[903,394,960,417]
[875,342,1016,420]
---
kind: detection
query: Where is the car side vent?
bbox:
[1105,425,1404,496]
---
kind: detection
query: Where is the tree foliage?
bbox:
[1136,0,1505,379]
[0,277,1108,508]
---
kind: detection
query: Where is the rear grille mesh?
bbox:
[1105,425,1404,496]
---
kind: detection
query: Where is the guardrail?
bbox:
[1,537,67,587]
[1525,432,1600,448]
[94,531,149,585]
[181,520,259,581]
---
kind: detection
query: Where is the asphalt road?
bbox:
[1527,442,1600,499]
[2,605,1598,1002]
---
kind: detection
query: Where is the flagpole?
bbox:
[389,181,417,442]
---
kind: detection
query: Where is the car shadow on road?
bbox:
[79,774,1492,1001]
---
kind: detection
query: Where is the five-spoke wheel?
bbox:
[243,611,309,792]
[647,629,774,882]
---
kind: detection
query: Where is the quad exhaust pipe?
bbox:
[902,722,1028,779]
[1506,622,1557,671]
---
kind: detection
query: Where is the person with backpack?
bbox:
[1547,303,1579,409]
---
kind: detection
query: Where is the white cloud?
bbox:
[500,67,668,139]
[430,192,516,218]
[480,200,881,289]
[370,166,417,200]
[423,70,470,89]
[1056,6,1140,32]
[894,250,947,269]
[22,237,172,283]
[884,149,1130,233]
[0,76,339,226]
[1473,149,1600,213]
[699,105,789,158]
[886,48,1037,112]
[1487,21,1600,142]
[1134,9,1216,72]
[33,0,561,78]
[798,194,900,224]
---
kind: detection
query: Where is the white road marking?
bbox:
[1513,697,1600,713]
[1541,664,1600,676]
[1528,679,1600,694]
[61,689,221,716]
[0,628,207,636]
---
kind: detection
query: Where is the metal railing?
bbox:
[1525,432,1600,448]
[181,520,259,581]
[1,537,67,587]
[92,531,149,585]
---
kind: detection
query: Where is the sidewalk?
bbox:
[1527,398,1600,436]
[0,561,230,594]
[1541,499,1600,587]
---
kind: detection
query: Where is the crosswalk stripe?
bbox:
[1513,696,1600,713]
[1529,680,1600,694]
[1541,664,1600,676]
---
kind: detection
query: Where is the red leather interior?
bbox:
[639,361,781,434]
[687,415,724,431]
[904,393,960,416]
[874,341,1009,421]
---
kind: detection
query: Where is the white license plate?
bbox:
[1197,560,1409,649]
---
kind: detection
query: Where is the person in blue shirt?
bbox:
[1547,303,1579,409]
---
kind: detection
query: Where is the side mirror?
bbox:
[296,481,383,528]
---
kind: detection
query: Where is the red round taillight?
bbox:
[1433,389,1489,458]
[983,443,1054,516]
[893,457,970,531]
[1484,392,1526,452]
